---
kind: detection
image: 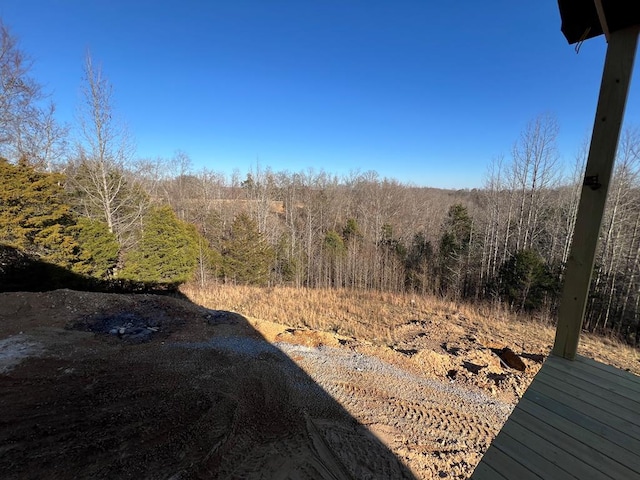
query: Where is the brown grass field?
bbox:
[181,282,640,375]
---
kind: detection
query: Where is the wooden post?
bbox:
[553,26,639,360]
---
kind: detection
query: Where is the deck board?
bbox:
[536,368,639,421]
[529,374,640,441]
[545,355,640,397]
[509,405,639,478]
[471,354,640,480]
[534,369,640,428]
[497,421,592,479]
[470,461,508,480]
[518,396,640,460]
[478,443,543,480]
[578,355,640,384]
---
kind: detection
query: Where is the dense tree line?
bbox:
[114,134,640,345]
[1,19,639,345]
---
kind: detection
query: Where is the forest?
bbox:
[1,20,639,345]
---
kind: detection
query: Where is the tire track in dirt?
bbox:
[166,339,416,480]
[278,343,512,478]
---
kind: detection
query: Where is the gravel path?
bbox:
[276,343,513,478]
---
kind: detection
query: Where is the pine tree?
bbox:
[222,212,274,285]
[120,206,199,284]
[71,217,119,278]
[0,158,78,267]
[405,232,434,294]
[499,249,557,312]
[439,204,472,296]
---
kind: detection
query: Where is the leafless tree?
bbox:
[0,21,67,168]
[586,127,640,332]
[510,113,560,252]
[69,52,146,250]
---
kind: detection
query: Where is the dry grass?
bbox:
[181,282,640,375]
[183,283,415,342]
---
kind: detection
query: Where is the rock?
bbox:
[498,347,526,372]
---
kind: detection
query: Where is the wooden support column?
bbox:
[553,26,639,360]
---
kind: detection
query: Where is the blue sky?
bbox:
[1,1,638,188]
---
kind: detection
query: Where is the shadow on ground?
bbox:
[0,245,417,479]
[0,244,185,295]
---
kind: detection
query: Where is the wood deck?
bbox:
[471,354,640,480]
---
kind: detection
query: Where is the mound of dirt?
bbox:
[1,289,518,479]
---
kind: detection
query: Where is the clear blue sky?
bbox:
[2,1,638,188]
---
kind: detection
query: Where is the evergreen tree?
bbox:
[0,158,78,267]
[273,233,297,283]
[379,223,406,257]
[439,204,472,296]
[405,232,434,293]
[323,229,346,287]
[222,212,274,285]
[71,217,119,278]
[120,206,199,284]
[499,249,557,312]
[342,218,362,242]
[324,230,346,256]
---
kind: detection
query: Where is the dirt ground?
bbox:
[0,289,637,479]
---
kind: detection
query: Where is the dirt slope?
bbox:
[0,288,625,479]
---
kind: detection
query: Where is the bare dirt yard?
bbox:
[1,288,638,479]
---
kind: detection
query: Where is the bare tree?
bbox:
[586,127,640,332]
[510,113,560,253]
[0,21,67,168]
[0,21,36,151]
[481,155,506,282]
[69,52,146,250]
[559,141,588,266]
